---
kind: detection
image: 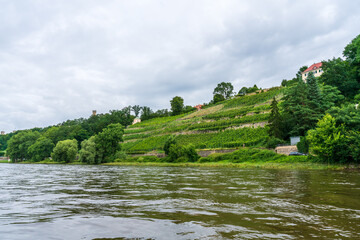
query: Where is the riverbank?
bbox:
[3,159,358,171]
[3,147,360,170]
[103,161,360,170]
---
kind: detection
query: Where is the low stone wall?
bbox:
[130,149,239,158]
[197,149,238,157]
[275,146,298,155]
[130,152,166,158]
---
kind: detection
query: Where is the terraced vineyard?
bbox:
[122,87,283,154]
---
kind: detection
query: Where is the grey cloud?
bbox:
[0,0,360,132]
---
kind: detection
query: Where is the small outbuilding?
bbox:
[194,104,204,111]
[132,117,141,125]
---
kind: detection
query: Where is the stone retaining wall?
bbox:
[275,146,298,155]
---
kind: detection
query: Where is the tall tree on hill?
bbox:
[132,105,141,117]
[306,71,322,111]
[343,33,360,80]
[170,96,184,116]
[319,58,359,98]
[213,82,234,99]
[140,106,153,121]
[95,123,124,163]
[282,79,318,136]
[268,97,283,139]
[296,66,308,79]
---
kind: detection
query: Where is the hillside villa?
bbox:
[302,62,323,81]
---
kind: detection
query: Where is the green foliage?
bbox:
[307,114,349,163]
[268,97,283,139]
[122,135,170,153]
[170,96,184,116]
[28,137,55,162]
[319,58,359,98]
[79,136,96,164]
[246,84,259,94]
[7,131,41,162]
[306,72,322,110]
[202,105,270,120]
[95,123,124,163]
[282,79,322,136]
[343,33,360,79]
[327,104,360,131]
[132,105,141,117]
[297,136,309,154]
[163,135,176,155]
[168,144,200,162]
[176,127,268,149]
[198,148,308,163]
[224,87,282,109]
[213,93,225,104]
[51,139,78,163]
[265,137,285,149]
[320,84,344,109]
[213,82,234,99]
[188,113,269,131]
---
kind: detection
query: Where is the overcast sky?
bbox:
[0,0,359,132]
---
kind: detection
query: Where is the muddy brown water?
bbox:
[0,164,359,239]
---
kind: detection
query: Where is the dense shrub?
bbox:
[265,137,286,149]
[79,136,96,164]
[51,139,78,163]
[297,136,309,153]
[168,144,200,162]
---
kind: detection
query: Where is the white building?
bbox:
[302,62,323,81]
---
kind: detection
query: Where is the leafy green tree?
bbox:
[282,79,318,136]
[296,66,308,79]
[343,33,360,79]
[79,136,96,164]
[327,103,360,131]
[213,93,225,103]
[95,123,124,163]
[307,114,349,163]
[163,135,176,155]
[268,97,283,139]
[28,137,54,162]
[247,84,259,94]
[213,82,234,99]
[238,87,248,96]
[140,106,153,121]
[132,105,141,117]
[296,136,309,153]
[183,105,195,114]
[320,84,344,109]
[51,139,78,163]
[170,96,184,116]
[348,131,360,162]
[306,72,322,110]
[319,58,359,97]
[168,144,199,162]
[6,131,40,162]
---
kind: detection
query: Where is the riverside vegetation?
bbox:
[1,34,360,169]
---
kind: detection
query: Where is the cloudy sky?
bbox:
[0,0,359,132]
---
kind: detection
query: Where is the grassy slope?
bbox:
[122,87,283,154]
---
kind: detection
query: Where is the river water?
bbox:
[0,164,359,239]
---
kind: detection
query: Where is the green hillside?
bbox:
[122,87,283,154]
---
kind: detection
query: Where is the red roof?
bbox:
[303,62,322,73]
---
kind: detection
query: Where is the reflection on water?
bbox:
[0,164,359,239]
